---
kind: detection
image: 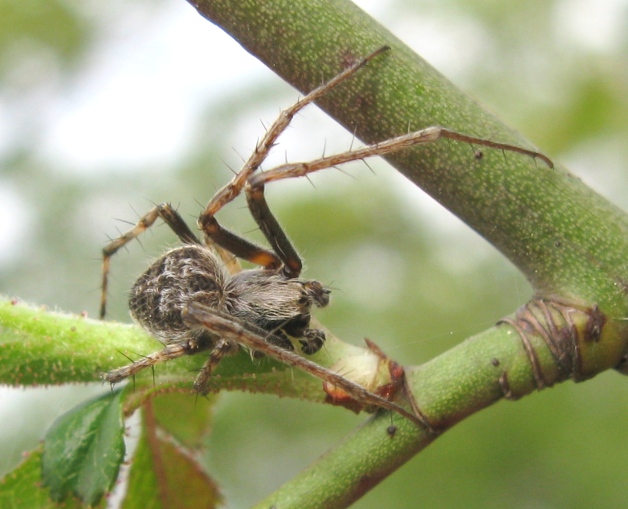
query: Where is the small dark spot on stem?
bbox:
[387,425,397,438]
[585,305,606,342]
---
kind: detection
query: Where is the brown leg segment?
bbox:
[100,203,200,319]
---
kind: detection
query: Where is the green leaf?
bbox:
[42,389,125,505]
[151,392,216,450]
[0,448,91,509]
[121,401,221,509]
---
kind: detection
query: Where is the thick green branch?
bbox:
[191,0,628,314]
[254,298,625,508]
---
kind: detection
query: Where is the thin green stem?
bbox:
[0,298,361,402]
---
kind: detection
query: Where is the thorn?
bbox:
[305,174,317,189]
[333,165,358,180]
[362,159,376,175]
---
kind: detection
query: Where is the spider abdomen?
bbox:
[129,245,227,346]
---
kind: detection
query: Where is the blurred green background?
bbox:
[1,0,628,507]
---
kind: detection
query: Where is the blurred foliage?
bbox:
[1,0,628,508]
[0,0,89,75]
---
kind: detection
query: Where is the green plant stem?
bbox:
[254,300,624,508]
[0,298,359,402]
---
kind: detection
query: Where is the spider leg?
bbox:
[197,174,303,275]
[245,183,303,277]
[199,46,390,218]
[101,203,201,319]
[197,46,391,271]
[198,212,282,270]
[102,342,191,385]
[183,301,433,429]
[298,329,326,355]
[247,126,554,189]
[193,338,240,395]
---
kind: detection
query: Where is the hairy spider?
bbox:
[100,46,551,426]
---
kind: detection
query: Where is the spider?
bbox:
[100,46,551,427]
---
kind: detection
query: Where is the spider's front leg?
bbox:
[244,183,303,277]
[245,126,554,191]
[183,302,434,430]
